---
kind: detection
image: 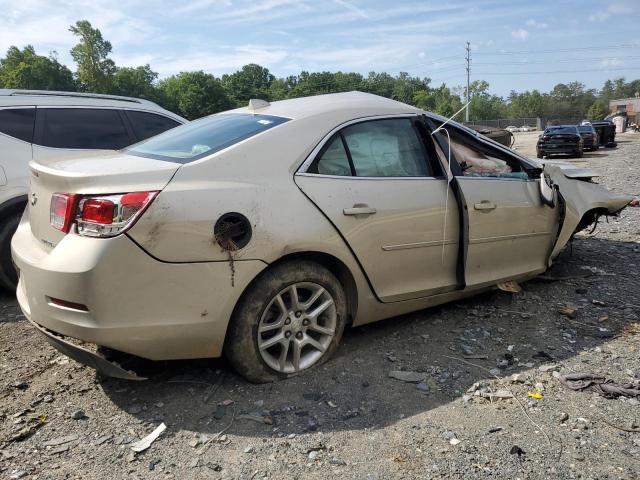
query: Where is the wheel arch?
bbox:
[0,195,27,222]
[225,250,359,350]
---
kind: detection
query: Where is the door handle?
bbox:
[474,201,497,211]
[343,204,377,216]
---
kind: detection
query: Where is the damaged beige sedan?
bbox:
[12,92,631,382]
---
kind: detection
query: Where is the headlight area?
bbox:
[50,191,158,237]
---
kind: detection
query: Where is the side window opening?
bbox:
[0,108,36,143]
[342,118,431,177]
[125,110,181,141]
[310,133,352,176]
[435,126,531,180]
[40,108,131,150]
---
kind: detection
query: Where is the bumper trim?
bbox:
[27,317,146,381]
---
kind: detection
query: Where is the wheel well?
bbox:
[270,252,358,325]
[575,207,610,234]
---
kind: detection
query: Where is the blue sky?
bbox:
[1,0,639,97]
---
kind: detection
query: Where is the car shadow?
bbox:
[96,235,638,438]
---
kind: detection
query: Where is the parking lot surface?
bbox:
[1,132,639,479]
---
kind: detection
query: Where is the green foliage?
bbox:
[587,99,609,121]
[110,65,159,100]
[158,71,233,120]
[222,64,275,105]
[0,46,75,90]
[69,20,116,92]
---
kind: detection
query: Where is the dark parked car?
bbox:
[577,124,599,151]
[591,120,617,148]
[537,125,583,159]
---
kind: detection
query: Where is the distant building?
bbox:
[609,95,640,124]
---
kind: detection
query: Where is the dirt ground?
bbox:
[1,132,639,480]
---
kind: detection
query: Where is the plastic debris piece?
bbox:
[527,391,543,400]
[130,423,166,453]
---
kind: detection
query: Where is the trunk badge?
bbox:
[30,193,38,206]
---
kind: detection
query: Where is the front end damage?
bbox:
[544,163,632,262]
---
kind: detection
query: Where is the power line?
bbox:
[474,67,640,76]
[473,43,638,56]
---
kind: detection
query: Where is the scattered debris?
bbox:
[559,373,640,398]
[43,434,79,447]
[488,426,503,433]
[238,413,273,425]
[5,415,47,443]
[558,306,578,319]
[497,281,522,293]
[70,410,86,420]
[538,364,559,373]
[388,371,426,383]
[130,423,167,453]
[559,412,569,423]
[527,391,544,400]
[510,445,525,456]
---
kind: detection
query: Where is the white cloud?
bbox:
[511,29,529,40]
[589,1,639,22]
[600,58,622,67]
[525,18,548,29]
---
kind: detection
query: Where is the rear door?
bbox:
[438,124,559,288]
[32,107,134,162]
[295,116,459,302]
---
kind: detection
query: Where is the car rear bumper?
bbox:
[537,144,580,153]
[12,216,267,361]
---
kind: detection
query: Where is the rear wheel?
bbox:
[536,150,543,159]
[0,213,20,290]
[575,148,583,158]
[224,261,347,383]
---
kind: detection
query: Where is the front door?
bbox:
[295,116,459,302]
[434,123,560,288]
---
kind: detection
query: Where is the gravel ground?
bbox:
[1,133,639,480]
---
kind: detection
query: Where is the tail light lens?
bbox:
[50,191,157,238]
[50,193,78,233]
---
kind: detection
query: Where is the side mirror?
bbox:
[539,172,555,207]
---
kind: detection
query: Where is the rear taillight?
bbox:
[50,191,157,238]
[50,193,78,233]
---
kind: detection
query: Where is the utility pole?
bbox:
[465,41,471,122]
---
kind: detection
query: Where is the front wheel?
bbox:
[224,261,347,383]
[536,150,544,159]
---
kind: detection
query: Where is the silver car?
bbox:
[12,92,631,382]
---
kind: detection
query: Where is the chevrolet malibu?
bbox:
[12,92,631,382]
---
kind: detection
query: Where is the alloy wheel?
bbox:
[257,282,337,373]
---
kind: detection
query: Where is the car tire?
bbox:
[224,260,347,383]
[0,213,20,290]
[576,149,583,158]
[536,151,543,159]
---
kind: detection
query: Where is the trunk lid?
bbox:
[28,152,180,250]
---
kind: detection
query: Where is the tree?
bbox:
[0,46,75,90]
[69,20,116,92]
[222,64,275,105]
[587,99,609,121]
[110,65,159,100]
[158,71,233,120]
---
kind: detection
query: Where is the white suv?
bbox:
[0,89,186,289]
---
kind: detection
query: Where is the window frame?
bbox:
[299,114,441,179]
[0,106,36,144]
[33,106,136,150]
